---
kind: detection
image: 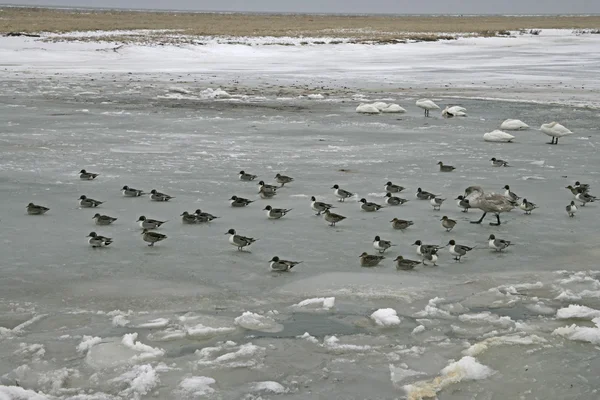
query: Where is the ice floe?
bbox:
[291,297,335,311]
[234,311,283,332]
[371,308,401,327]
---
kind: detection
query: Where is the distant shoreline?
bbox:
[2,7,600,44]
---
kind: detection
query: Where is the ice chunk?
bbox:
[307,93,325,100]
[403,356,495,399]
[292,297,335,310]
[553,317,600,345]
[121,333,165,361]
[251,381,286,393]
[234,312,283,333]
[200,87,230,99]
[556,304,600,320]
[0,386,49,400]
[186,324,236,339]
[463,334,547,356]
[458,312,514,327]
[177,376,216,397]
[134,318,170,328]
[77,335,102,353]
[111,364,159,399]
[370,308,401,327]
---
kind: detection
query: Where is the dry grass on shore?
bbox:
[2,7,600,44]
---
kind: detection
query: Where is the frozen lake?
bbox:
[1,32,600,399]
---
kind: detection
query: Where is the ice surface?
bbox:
[1,30,600,399]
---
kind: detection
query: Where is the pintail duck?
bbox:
[79,169,99,180]
[455,195,471,212]
[416,188,438,200]
[385,193,408,206]
[447,240,474,262]
[230,195,254,207]
[275,173,294,187]
[422,252,438,266]
[360,198,383,212]
[149,189,174,202]
[180,211,200,224]
[225,228,257,251]
[437,161,456,172]
[142,229,167,246]
[258,186,277,199]
[385,181,405,193]
[465,186,516,226]
[193,209,219,222]
[264,205,292,219]
[490,158,510,167]
[26,203,49,215]
[258,181,277,193]
[412,240,442,257]
[331,184,354,202]
[488,234,511,252]
[390,218,413,231]
[87,232,112,248]
[575,192,595,206]
[440,216,456,232]
[93,213,117,225]
[79,195,103,208]
[373,235,395,253]
[519,199,538,214]
[310,196,334,215]
[137,216,166,229]
[394,256,421,270]
[359,252,385,267]
[503,185,520,202]
[566,201,577,217]
[574,181,590,192]
[323,209,346,226]
[269,256,302,271]
[239,170,257,181]
[430,197,446,211]
[122,186,145,197]
[565,185,587,196]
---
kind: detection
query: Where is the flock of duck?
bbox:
[358,98,576,144]
[23,160,595,271]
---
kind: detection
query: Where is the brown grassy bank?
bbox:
[2,7,600,43]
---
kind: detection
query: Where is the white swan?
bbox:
[442,106,467,118]
[356,103,380,114]
[464,186,517,226]
[500,119,529,130]
[483,130,515,143]
[540,122,573,145]
[416,98,440,117]
[372,101,389,111]
[381,104,406,113]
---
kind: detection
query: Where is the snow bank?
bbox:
[403,356,495,399]
[556,304,600,320]
[370,308,401,327]
[292,297,335,310]
[234,312,283,333]
[177,376,216,397]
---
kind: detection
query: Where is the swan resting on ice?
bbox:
[356,102,406,114]
[483,130,515,143]
[442,106,467,118]
[416,99,440,117]
[500,119,529,130]
[464,186,517,226]
[540,122,573,145]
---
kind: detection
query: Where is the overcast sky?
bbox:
[3,0,600,14]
